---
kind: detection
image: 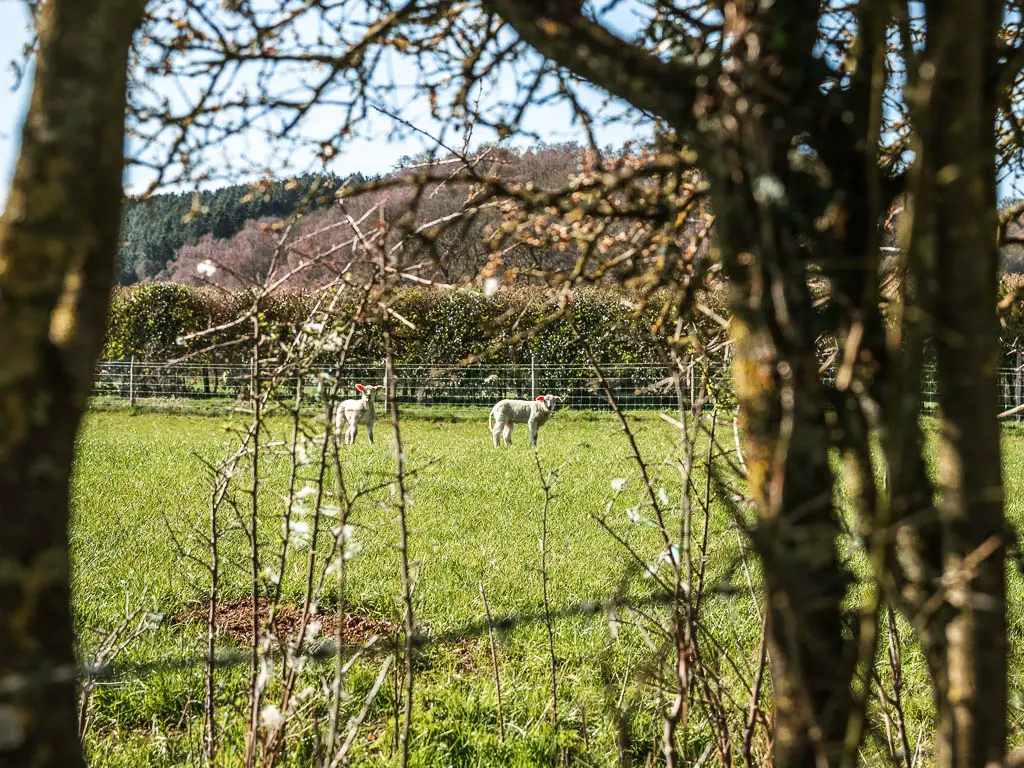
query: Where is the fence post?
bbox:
[1016,345,1023,421]
[531,352,536,399]
[129,356,135,407]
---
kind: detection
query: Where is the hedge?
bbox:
[103,283,736,366]
[103,280,1024,367]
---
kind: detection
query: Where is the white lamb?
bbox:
[335,384,385,445]
[488,394,563,447]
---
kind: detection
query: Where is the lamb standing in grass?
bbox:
[488,394,563,447]
[335,384,385,445]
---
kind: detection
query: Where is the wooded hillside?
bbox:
[117,171,362,284]
[119,143,1024,289]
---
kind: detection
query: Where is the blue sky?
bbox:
[0,2,649,204]
[0,2,1019,205]
[0,1,30,205]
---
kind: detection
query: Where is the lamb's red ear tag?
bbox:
[356,384,365,391]
[536,395,545,401]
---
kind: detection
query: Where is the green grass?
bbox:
[70,409,1024,765]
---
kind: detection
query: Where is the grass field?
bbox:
[70,408,1024,766]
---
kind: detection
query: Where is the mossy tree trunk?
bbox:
[922,3,1007,764]
[0,1,144,765]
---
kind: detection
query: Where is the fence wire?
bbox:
[90,359,1024,416]
[92,359,730,411]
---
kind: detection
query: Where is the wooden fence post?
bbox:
[1016,344,1023,421]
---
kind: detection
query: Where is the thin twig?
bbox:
[534,453,560,734]
[386,332,415,768]
[331,656,395,767]
[244,315,263,768]
[479,581,505,742]
[742,615,769,768]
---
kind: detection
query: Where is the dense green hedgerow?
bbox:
[102,284,734,366]
[104,279,1024,367]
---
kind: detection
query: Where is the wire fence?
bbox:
[89,358,1024,416]
[91,359,731,411]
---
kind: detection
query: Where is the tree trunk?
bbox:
[0,1,143,765]
[925,2,1007,765]
[724,213,851,768]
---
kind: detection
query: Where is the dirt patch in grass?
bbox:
[178,598,394,645]
[451,638,481,672]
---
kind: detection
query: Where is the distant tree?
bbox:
[117,172,344,285]
[155,220,281,288]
